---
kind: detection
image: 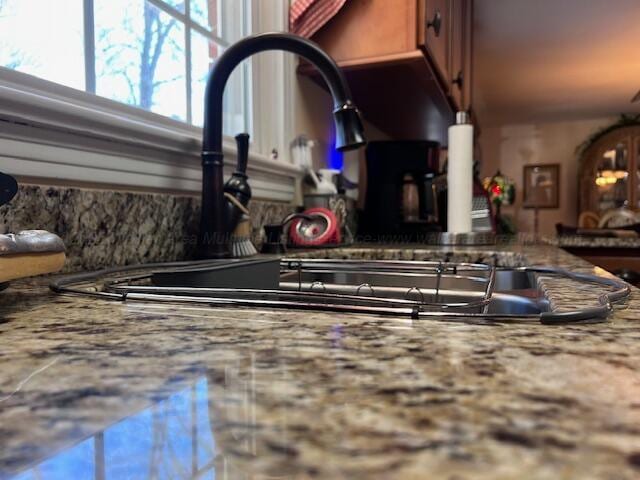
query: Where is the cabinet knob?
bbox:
[427,10,442,37]
[452,70,463,89]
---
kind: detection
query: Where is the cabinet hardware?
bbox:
[452,70,463,89]
[427,10,442,37]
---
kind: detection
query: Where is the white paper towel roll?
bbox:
[447,120,474,233]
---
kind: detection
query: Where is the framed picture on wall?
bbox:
[523,164,560,209]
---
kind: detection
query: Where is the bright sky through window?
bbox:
[0,0,85,90]
[0,0,250,134]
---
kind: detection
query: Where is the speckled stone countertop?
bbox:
[1,243,640,479]
[0,184,297,272]
[550,234,640,249]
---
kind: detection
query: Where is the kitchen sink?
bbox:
[51,256,629,323]
[133,258,550,317]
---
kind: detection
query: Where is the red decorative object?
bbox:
[289,207,340,246]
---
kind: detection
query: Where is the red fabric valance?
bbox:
[289,0,347,38]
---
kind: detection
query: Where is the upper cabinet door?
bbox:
[449,0,464,109]
[419,0,451,84]
[461,0,473,111]
[449,0,472,111]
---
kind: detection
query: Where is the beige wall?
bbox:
[293,76,335,169]
[479,116,616,235]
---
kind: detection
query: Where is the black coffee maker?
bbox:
[360,140,443,240]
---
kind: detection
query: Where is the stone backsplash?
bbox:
[0,185,296,272]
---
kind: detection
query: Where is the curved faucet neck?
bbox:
[202,32,353,154]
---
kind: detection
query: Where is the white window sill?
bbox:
[0,68,302,201]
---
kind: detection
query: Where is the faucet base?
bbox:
[198,150,232,259]
[196,242,232,259]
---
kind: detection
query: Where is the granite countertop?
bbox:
[1,244,640,479]
[550,234,640,249]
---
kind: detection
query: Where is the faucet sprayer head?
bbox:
[333,102,366,151]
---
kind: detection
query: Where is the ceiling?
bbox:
[473,0,640,126]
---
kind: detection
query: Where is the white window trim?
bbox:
[0,0,302,201]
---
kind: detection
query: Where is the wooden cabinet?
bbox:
[461,0,473,111]
[449,0,464,108]
[449,0,473,111]
[419,0,451,85]
[302,0,474,143]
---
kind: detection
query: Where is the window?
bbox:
[0,0,251,136]
[0,0,299,200]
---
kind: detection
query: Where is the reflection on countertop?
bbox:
[1,244,640,479]
[12,378,216,480]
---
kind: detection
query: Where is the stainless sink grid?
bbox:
[280,259,497,308]
[50,258,631,324]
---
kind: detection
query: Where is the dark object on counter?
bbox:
[495,213,517,236]
[612,268,640,286]
[261,212,318,254]
[152,258,280,290]
[222,133,252,235]
[360,142,495,239]
[226,133,258,258]
[360,140,441,240]
[0,172,18,206]
[198,32,366,259]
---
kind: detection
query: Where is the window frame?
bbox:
[0,0,301,201]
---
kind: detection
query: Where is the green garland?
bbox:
[575,113,640,158]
